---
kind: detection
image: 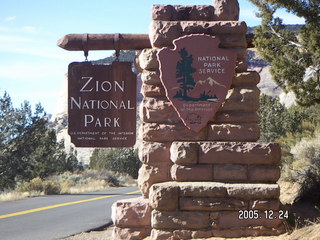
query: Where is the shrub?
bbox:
[18,177,44,193]
[43,181,61,195]
[298,169,320,204]
[289,134,320,204]
[90,148,141,179]
[258,95,287,142]
[107,174,120,187]
[17,178,61,195]
[258,96,320,143]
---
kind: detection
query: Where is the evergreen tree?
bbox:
[258,94,287,142]
[90,148,140,179]
[175,48,197,100]
[0,92,80,190]
[258,94,319,142]
[248,0,320,106]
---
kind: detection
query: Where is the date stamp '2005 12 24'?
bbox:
[238,210,289,220]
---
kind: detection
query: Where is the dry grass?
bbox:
[0,170,137,202]
[62,179,108,194]
[0,191,43,202]
[288,223,320,240]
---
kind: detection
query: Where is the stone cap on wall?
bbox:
[152,1,239,21]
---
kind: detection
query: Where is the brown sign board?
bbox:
[157,34,237,132]
[68,61,136,147]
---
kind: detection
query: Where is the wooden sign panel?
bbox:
[157,34,237,132]
[68,62,136,147]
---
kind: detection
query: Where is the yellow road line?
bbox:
[0,190,140,220]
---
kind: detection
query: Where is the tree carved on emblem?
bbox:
[174,48,218,102]
[174,48,197,100]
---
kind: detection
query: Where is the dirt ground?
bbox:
[62,224,320,240]
[62,227,113,240]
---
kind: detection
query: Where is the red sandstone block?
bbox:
[149,182,179,211]
[150,21,247,48]
[152,210,210,229]
[248,165,281,183]
[226,183,280,199]
[140,97,181,124]
[137,163,172,198]
[141,84,166,97]
[152,3,239,21]
[113,226,151,240]
[170,141,198,165]
[138,141,171,165]
[180,197,248,211]
[249,199,280,210]
[213,211,282,229]
[232,71,260,87]
[214,164,247,181]
[111,197,151,228]
[199,142,281,165]
[141,123,207,142]
[212,111,259,124]
[141,70,161,85]
[179,182,227,197]
[207,123,260,142]
[171,164,213,181]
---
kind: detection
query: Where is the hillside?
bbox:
[247,24,303,34]
[247,49,282,97]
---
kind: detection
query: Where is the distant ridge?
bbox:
[247,24,303,34]
[197,77,227,88]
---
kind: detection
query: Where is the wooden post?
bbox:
[57,34,151,51]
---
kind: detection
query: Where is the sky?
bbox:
[0,0,305,115]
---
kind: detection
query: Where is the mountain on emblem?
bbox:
[157,34,237,132]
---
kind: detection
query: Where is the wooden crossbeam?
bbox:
[57,33,254,51]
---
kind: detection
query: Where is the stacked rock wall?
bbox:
[137,4,261,198]
[170,142,281,183]
[112,3,284,240]
[149,182,283,239]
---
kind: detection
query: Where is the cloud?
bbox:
[0,25,38,35]
[0,33,80,60]
[21,26,38,34]
[0,61,65,82]
[3,16,16,22]
[0,34,37,43]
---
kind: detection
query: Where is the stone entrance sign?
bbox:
[157,34,237,132]
[68,61,136,147]
[58,2,286,239]
[111,3,285,239]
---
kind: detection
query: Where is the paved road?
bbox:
[0,186,140,240]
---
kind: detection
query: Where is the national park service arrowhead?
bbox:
[157,34,237,132]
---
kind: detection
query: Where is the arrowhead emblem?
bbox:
[157,34,237,132]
